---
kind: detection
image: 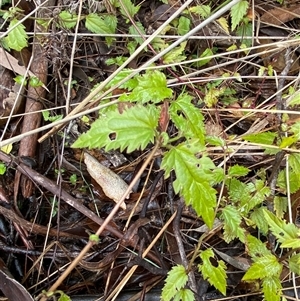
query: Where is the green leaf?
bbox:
[204,86,226,107]
[170,93,205,144]
[198,248,227,295]
[178,16,190,35]
[277,169,300,193]
[242,180,270,212]
[205,135,225,147]
[162,141,204,190]
[14,75,27,86]
[274,195,287,220]
[182,180,217,228]
[173,289,195,301]
[57,291,71,301]
[243,132,277,145]
[288,92,300,107]
[279,136,298,148]
[72,105,159,152]
[289,153,300,175]
[263,209,299,244]
[290,122,300,139]
[262,276,282,301]
[226,178,253,204]
[29,76,43,87]
[4,18,28,51]
[228,165,249,177]
[85,14,117,45]
[280,238,300,249]
[161,265,188,301]
[116,0,140,21]
[161,141,217,227]
[86,13,109,33]
[106,69,138,90]
[250,208,269,235]
[230,1,249,31]
[288,253,300,275]
[0,163,6,175]
[246,234,271,259]
[197,48,214,67]
[59,10,77,29]
[163,42,187,64]
[120,70,173,103]
[236,21,253,47]
[129,22,146,46]
[242,255,282,280]
[220,205,245,243]
[189,5,211,18]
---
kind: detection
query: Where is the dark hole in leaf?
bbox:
[109,132,116,141]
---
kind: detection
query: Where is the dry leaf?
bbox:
[0,258,34,301]
[261,6,300,26]
[0,48,35,77]
[84,152,129,209]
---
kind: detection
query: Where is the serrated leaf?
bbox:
[242,180,270,212]
[246,234,271,259]
[250,208,269,235]
[182,180,216,228]
[178,16,190,35]
[173,289,195,301]
[228,165,249,177]
[242,255,282,280]
[86,13,112,33]
[106,69,138,90]
[280,238,300,249]
[206,135,225,147]
[163,42,187,64]
[290,122,300,139]
[4,18,28,51]
[289,153,300,175]
[230,0,249,31]
[279,136,297,148]
[189,5,211,18]
[170,93,205,144]
[161,141,216,228]
[262,276,282,301]
[120,70,173,103]
[274,196,287,219]
[129,22,146,45]
[263,209,299,244]
[243,132,277,145]
[85,14,116,45]
[59,10,77,29]
[226,178,253,204]
[204,86,225,107]
[277,169,300,193]
[220,205,245,243]
[72,105,159,152]
[217,17,229,34]
[197,48,214,67]
[288,92,300,107]
[198,249,227,295]
[288,253,300,275]
[116,0,140,21]
[236,22,253,47]
[161,265,188,301]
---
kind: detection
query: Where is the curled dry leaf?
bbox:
[84,152,129,209]
[0,258,34,301]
